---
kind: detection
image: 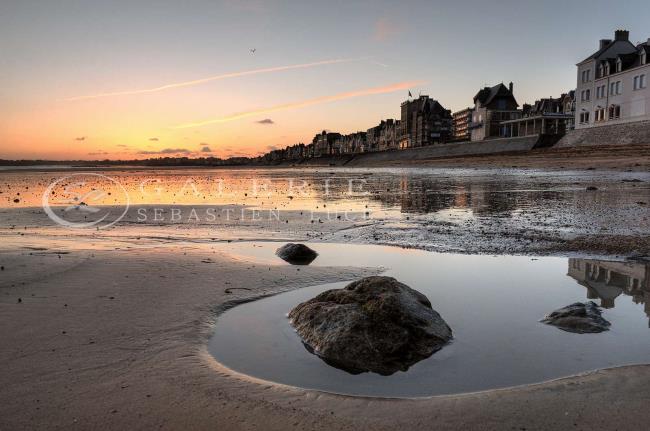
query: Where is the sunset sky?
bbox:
[2,0,649,160]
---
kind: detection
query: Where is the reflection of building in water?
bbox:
[568,258,650,325]
[370,176,523,216]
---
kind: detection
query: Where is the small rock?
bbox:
[541,302,610,333]
[275,243,318,265]
[586,186,598,191]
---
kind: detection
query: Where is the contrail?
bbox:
[64,58,359,101]
[173,80,424,129]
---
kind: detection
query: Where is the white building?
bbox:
[575,30,649,129]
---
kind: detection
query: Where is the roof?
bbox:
[578,38,636,64]
[594,41,649,78]
[473,83,517,106]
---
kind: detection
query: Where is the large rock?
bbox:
[288,276,452,375]
[275,243,318,265]
[541,301,611,333]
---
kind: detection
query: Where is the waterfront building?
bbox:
[336,132,368,154]
[500,94,574,138]
[312,130,342,157]
[561,91,576,130]
[469,83,521,141]
[451,108,473,141]
[367,119,400,152]
[399,95,453,149]
[575,30,650,129]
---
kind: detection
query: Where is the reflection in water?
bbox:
[370,175,562,217]
[568,259,650,326]
[209,244,650,397]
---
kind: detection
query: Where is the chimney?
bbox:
[508,82,514,93]
[599,39,612,49]
[615,29,629,41]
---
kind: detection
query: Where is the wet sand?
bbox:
[2,243,650,430]
[2,163,650,430]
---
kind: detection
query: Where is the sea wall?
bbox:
[286,136,540,167]
[556,120,650,148]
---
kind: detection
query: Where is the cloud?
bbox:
[75,136,86,141]
[148,137,159,141]
[256,118,274,125]
[173,80,424,129]
[200,146,212,152]
[136,148,192,155]
[117,144,129,148]
[373,17,401,42]
[64,58,361,101]
[87,151,108,156]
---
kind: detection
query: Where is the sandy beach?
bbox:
[1,161,650,430]
[2,238,650,430]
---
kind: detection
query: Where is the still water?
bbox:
[209,242,650,397]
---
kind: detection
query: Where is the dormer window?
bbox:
[616,58,622,73]
[598,64,604,78]
[604,63,610,75]
[641,50,647,65]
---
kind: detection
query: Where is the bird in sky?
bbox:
[250,48,256,54]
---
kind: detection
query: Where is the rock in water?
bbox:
[288,276,452,375]
[275,243,318,265]
[541,301,610,333]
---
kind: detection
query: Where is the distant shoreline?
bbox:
[2,142,650,173]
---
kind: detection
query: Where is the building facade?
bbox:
[451,108,473,141]
[399,95,453,149]
[335,132,368,154]
[312,130,342,157]
[500,94,574,138]
[366,119,400,152]
[575,30,650,129]
[469,83,521,141]
[561,91,576,130]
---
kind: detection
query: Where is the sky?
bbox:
[1,0,649,160]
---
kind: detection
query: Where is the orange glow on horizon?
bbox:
[173,80,424,129]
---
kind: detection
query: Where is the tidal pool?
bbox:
[211,243,650,397]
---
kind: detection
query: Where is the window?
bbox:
[610,81,622,95]
[641,50,647,65]
[609,105,621,120]
[635,74,647,90]
[604,63,610,75]
[596,85,607,99]
[616,58,622,73]
[581,69,592,83]
[595,108,606,122]
[579,112,590,124]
